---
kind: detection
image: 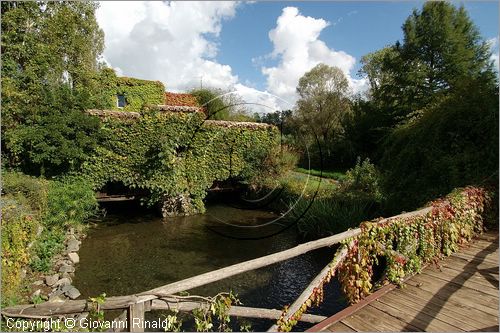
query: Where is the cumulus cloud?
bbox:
[261,7,367,102]
[96,1,239,91]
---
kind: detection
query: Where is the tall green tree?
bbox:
[295,64,352,166]
[1,1,105,176]
[369,1,497,123]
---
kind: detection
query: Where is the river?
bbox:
[73,200,347,331]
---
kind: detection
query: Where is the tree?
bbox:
[294,64,352,167]
[368,2,497,123]
[1,1,105,176]
[190,88,230,120]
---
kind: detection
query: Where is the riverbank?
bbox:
[1,172,97,307]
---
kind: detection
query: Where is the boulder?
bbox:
[59,264,75,274]
[64,286,81,300]
[45,274,59,287]
[31,289,41,298]
[66,239,80,252]
[33,280,44,286]
[54,277,72,287]
[68,252,80,264]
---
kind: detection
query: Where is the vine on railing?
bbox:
[276,186,491,331]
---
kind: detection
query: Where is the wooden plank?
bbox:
[381,289,481,331]
[326,321,356,332]
[128,302,145,332]
[340,304,418,332]
[439,255,498,273]
[406,275,499,316]
[420,268,498,295]
[397,283,498,328]
[375,295,464,331]
[475,233,499,242]
[453,251,498,266]
[306,283,398,332]
[268,243,350,331]
[150,300,326,323]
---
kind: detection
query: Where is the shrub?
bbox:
[342,158,384,202]
[30,229,65,272]
[1,197,40,304]
[1,172,49,214]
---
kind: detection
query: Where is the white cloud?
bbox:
[487,37,499,71]
[96,1,239,91]
[261,7,367,102]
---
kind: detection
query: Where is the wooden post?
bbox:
[128,302,144,332]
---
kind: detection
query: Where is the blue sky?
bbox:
[97,1,499,111]
[218,1,499,91]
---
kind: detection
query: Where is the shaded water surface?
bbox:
[73,201,347,330]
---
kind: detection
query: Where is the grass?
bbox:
[295,167,347,181]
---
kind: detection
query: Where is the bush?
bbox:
[1,172,49,214]
[342,158,384,202]
[30,229,65,272]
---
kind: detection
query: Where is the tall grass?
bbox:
[292,196,378,238]
[295,167,346,181]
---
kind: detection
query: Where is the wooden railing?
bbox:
[1,207,433,332]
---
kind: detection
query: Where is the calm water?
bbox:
[73,201,347,331]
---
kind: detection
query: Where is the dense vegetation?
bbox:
[1,172,97,305]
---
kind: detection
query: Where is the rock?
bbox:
[66,238,80,252]
[48,289,64,299]
[59,264,75,274]
[20,269,27,280]
[33,280,44,286]
[68,252,79,264]
[45,274,59,287]
[31,289,41,298]
[62,272,73,279]
[64,286,81,300]
[48,294,65,303]
[54,277,72,288]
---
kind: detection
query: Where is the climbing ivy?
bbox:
[89,68,165,111]
[81,111,279,213]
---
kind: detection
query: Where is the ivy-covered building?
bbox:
[90,68,201,112]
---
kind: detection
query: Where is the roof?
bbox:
[164,92,200,107]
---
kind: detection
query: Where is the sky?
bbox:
[96,1,499,113]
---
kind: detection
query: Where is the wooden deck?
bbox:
[309,231,499,332]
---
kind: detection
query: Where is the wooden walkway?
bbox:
[309,231,499,332]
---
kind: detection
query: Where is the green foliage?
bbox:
[44,176,98,228]
[1,172,49,213]
[381,80,498,213]
[4,85,102,177]
[0,198,40,303]
[81,111,279,212]
[89,68,165,111]
[295,64,352,166]
[294,195,377,238]
[190,88,230,120]
[29,229,65,272]
[1,1,105,177]
[343,158,384,202]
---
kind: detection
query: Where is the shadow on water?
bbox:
[73,198,347,331]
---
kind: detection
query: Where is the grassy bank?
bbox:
[295,167,346,181]
[1,172,98,306]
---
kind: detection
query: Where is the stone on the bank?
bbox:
[66,238,80,252]
[59,264,75,274]
[31,289,41,298]
[68,252,79,264]
[54,277,72,287]
[45,274,59,286]
[48,294,65,302]
[33,280,44,286]
[64,286,81,300]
